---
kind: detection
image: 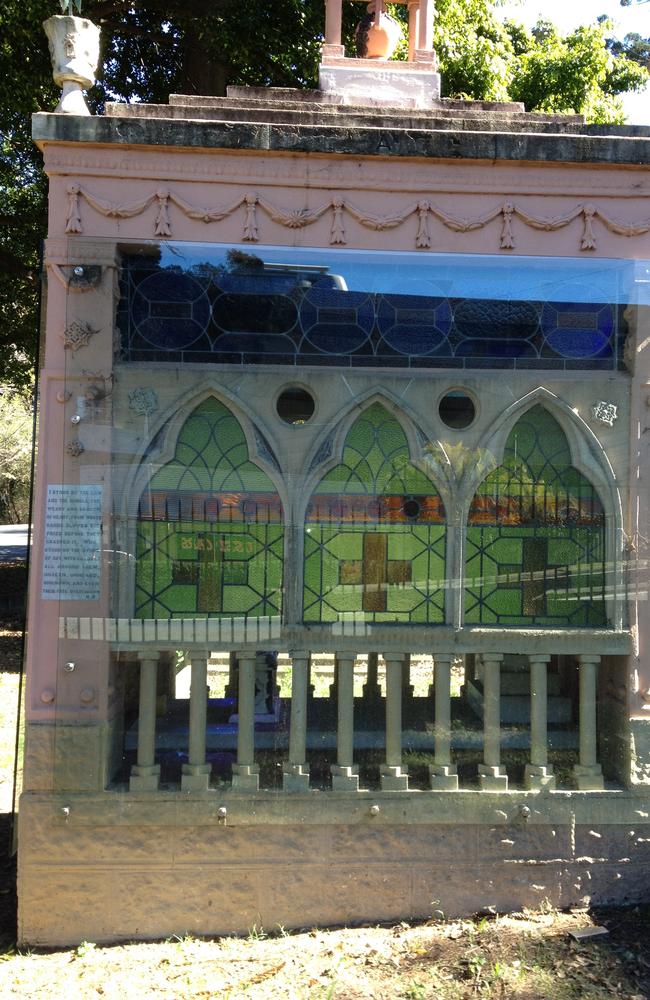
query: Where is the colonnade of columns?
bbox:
[129,650,605,793]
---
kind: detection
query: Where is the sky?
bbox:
[496,0,650,123]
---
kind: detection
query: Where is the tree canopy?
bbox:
[0,0,648,390]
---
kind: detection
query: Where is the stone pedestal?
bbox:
[283,763,310,792]
[181,763,211,793]
[330,764,359,791]
[129,763,160,792]
[574,764,605,791]
[380,764,409,791]
[318,61,441,108]
[524,764,556,791]
[231,763,260,791]
[478,764,508,791]
[429,763,458,791]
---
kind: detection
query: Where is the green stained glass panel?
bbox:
[304,404,446,624]
[465,406,607,627]
[135,398,283,619]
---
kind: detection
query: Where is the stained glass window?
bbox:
[135,398,283,619]
[118,246,631,371]
[303,403,446,623]
[465,406,607,627]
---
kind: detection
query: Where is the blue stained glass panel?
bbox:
[541,301,614,359]
[119,245,638,370]
[132,271,211,349]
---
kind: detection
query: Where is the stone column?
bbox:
[129,654,160,791]
[407,1,420,61]
[525,654,555,790]
[429,654,458,790]
[231,653,259,790]
[323,0,345,56]
[402,653,414,699]
[225,651,238,699]
[363,651,382,700]
[417,0,434,52]
[181,653,211,792]
[574,654,604,790]
[479,653,508,790]
[283,650,310,792]
[331,653,359,790]
[381,653,409,790]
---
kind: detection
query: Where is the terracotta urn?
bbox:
[43,14,100,115]
[355,5,402,60]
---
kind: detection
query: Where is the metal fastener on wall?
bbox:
[217,806,227,825]
[63,662,76,672]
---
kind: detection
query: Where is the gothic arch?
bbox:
[302,400,447,624]
[131,395,285,621]
[301,389,452,524]
[463,401,615,628]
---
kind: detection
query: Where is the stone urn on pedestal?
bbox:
[43,3,100,115]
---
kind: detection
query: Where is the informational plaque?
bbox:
[42,485,102,600]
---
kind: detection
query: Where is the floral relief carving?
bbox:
[62,183,650,252]
[61,320,99,353]
[66,439,85,457]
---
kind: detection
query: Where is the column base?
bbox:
[380,765,409,791]
[283,763,311,792]
[362,684,382,701]
[330,764,359,792]
[231,763,260,791]
[129,764,160,792]
[574,764,604,791]
[479,764,508,791]
[181,763,211,792]
[525,764,556,791]
[429,764,458,791]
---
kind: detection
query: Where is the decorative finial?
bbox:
[43,8,100,115]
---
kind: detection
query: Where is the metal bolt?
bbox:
[73,266,84,277]
[64,661,76,672]
[519,804,531,821]
[71,414,81,424]
[369,804,380,817]
[217,806,227,818]
[61,806,70,819]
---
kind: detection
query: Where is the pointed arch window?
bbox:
[465,405,607,627]
[135,398,283,619]
[304,403,446,624]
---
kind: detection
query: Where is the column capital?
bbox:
[528,654,552,665]
[136,651,160,665]
[335,652,357,667]
[236,651,257,665]
[433,653,454,665]
[288,649,310,660]
[189,650,210,663]
[382,652,407,664]
[578,654,602,666]
[482,652,503,666]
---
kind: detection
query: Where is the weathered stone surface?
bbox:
[32,113,650,167]
[18,796,650,945]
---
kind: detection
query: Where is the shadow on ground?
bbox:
[0,813,17,950]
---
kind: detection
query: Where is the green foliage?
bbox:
[0,389,34,524]
[509,20,648,121]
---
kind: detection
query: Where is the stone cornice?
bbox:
[32,112,650,168]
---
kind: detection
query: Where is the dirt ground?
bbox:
[1,618,650,999]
